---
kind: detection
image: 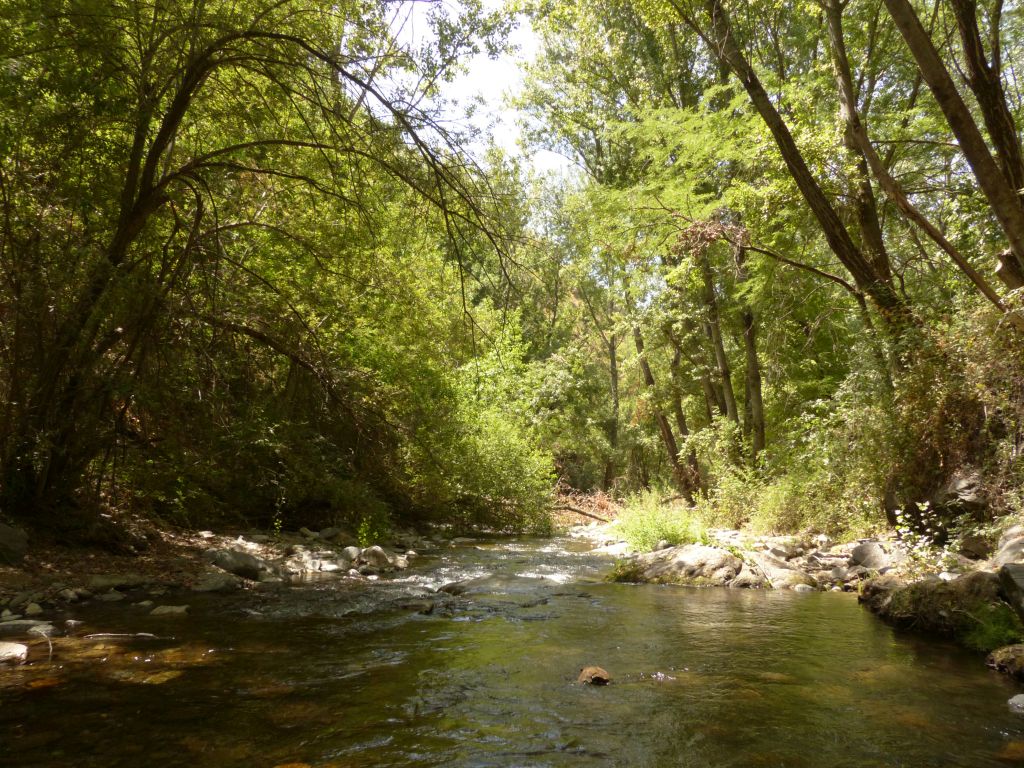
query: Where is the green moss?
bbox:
[607,559,645,583]
[878,573,1024,653]
[961,603,1024,653]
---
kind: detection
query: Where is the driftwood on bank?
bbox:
[554,504,610,523]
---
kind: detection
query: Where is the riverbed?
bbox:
[3,536,1024,766]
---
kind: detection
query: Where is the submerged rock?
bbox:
[0,620,54,637]
[577,666,610,685]
[150,605,189,616]
[1010,694,1024,714]
[192,573,242,593]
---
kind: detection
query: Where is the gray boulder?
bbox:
[0,523,28,565]
[850,541,889,570]
[631,544,743,586]
[206,549,277,581]
[932,470,987,516]
[730,568,768,588]
[748,552,816,589]
[993,526,1024,566]
[0,642,28,664]
[360,545,394,570]
[999,563,1024,624]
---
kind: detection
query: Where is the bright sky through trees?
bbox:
[392,0,574,175]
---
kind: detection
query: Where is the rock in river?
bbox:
[629,544,743,586]
[0,642,28,664]
[206,548,278,582]
[150,605,189,616]
[577,666,610,685]
[987,644,1024,679]
[360,545,394,570]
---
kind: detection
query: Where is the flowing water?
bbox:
[4,535,1024,767]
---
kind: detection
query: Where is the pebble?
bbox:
[24,603,43,616]
[97,591,126,602]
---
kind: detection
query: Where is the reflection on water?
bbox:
[3,537,1024,767]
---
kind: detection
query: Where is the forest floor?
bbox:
[0,525,228,607]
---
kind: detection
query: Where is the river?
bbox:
[3,535,1024,766]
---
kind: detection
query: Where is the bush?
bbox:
[615,490,707,551]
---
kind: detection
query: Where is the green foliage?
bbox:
[962,604,1024,654]
[614,490,707,551]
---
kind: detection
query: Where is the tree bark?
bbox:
[697,251,739,423]
[633,325,691,501]
[689,0,911,332]
[733,247,765,458]
[823,0,1023,326]
[883,0,1024,287]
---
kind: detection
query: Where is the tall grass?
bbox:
[614,490,708,551]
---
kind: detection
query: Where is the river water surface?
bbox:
[4,535,1024,767]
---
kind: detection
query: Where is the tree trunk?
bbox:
[697,252,739,423]
[633,325,691,501]
[824,0,1022,325]
[603,331,620,491]
[690,0,911,331]
[883,0,1024,287]
[666,329,703,492]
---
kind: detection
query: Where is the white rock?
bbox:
[1010,694,1024,714]
[0,642,28,664]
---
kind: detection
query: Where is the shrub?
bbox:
[615,490,707,551]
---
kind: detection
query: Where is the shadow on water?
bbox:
[3,536,1024,767]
